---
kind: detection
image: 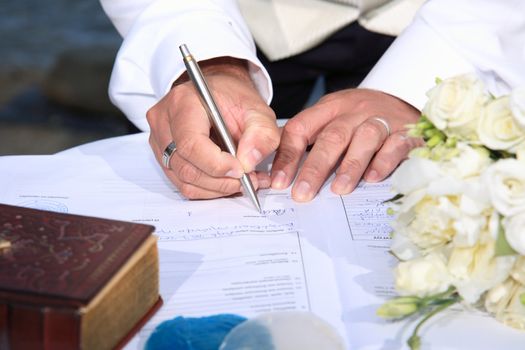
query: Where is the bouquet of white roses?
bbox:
[377,73,525,349]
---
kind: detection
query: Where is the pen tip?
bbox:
[179,44,190,57]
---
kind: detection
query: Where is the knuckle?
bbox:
[148,134,155,148]
[276,146,299,165]
[340,157,363,172]
[217,180,236,195]
[316,127,350,146]
[253,120,280,151]
[301,163,324,181]
[391,134,415,155]
[265,129,281,150]
[177,162,200,183]
[283,118,307,136]
[355,121,382,140]
[179,183,199,200]
[317,92,340,105]
[208,162,226,177]
[404,134,424,149]
[353,98,372,113]
[145,107,158,125]
[377,155,397,171]
[175,138,197,160]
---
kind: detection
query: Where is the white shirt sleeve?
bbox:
[360,0,525,110]
[100,0,272,131]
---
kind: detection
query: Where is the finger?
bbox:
[168,172,241,200]
[237,109,280,173]
[175,133,245,178]
[363,132,422,182]
[150,137,249,199]
[168,101,245,178]
[256,171,272,189]
[330,117,389,195]
[291,118,355,202]
[271,104,337,190]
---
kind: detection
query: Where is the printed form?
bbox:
[0,154,345,348]
[0,133,523,349]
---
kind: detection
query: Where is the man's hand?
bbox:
[271,88,422,202]
[147,57,279,199]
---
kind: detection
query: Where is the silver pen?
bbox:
[179,44,262,213]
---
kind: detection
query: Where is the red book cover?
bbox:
[0,204,161,350]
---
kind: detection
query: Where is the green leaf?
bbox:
[520,293,525,306]
[489,149,514,161]
[383,193,404,204]
[435,77,443,84]
[495,219,518,256]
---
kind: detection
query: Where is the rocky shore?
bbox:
[0,1,137,155]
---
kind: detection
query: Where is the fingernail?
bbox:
[225,169,243,178]
[271,170,288,189]
[242,149,262,172]
[365,170,379,182]
[293,181,312,202]
[332,174,352,194]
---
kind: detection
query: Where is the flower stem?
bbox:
[407,294,460,350]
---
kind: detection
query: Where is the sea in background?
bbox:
[0,0,137,155]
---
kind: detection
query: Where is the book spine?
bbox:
[43,307,81,350]
[0,303,80,350]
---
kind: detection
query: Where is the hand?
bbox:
[147,57,279,199]
[270,88,422,202]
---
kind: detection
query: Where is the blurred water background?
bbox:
[0,0,138,155]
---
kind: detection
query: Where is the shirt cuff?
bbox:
[359,15,473,110]
[148,14,272,104]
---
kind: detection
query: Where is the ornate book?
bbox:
[0,204,161,350]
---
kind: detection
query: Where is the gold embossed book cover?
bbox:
[0,204,162,350]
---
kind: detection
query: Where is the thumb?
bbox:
[237,109,280,173]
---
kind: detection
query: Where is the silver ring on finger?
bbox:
[162,141,177,169]
[371,117,391,137]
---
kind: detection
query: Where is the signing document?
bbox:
[0,133,522,349]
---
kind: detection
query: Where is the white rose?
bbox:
[405,196,458,250]
[503,212,525,255]
[510,256,525,285]
[423,73,488,141]
[452,189,493,247]
[448,241,515,304]
[391,157,441,195]
[452,214,485,247]
[394,253,451,297]
[510,86,525,128]
[478,96,525,152]
[517,147,525,162]
[483,159,525,216]
[441,143,492,179]
[486,278,525,330]
[498,283,525,330]
[390,231,421,261]
[485,278,513,314]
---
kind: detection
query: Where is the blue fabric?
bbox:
[145,314,247,350]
